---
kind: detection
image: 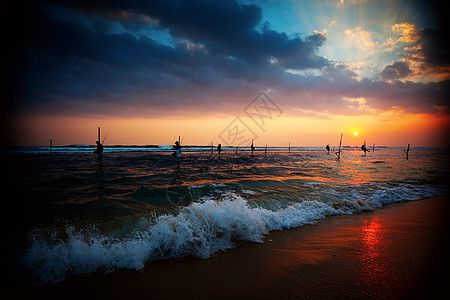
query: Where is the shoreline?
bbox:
[20,196,450,299]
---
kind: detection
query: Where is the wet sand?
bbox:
[27,196,449,299]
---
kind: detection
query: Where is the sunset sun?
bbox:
[354,131,359,136]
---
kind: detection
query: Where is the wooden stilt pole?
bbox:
[97,127,103,171]
[265,144,267,154]
[178,136,181,168]
[49,139,52,155]
[403,143,410,160]
[288,142,290,153]
[335,133,343,161]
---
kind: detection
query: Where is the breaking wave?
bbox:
[22,183,443,286]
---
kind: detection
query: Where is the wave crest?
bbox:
[22,183,445,286]
[22,194,341,286]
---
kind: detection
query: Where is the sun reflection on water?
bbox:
[362,217,383,255]
[359,216,391,294]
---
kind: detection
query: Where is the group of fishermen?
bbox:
[94,136,371,170]
[325,143,370,155]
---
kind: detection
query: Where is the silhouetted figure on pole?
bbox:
[94,140,104,170]
[217,143,222,158]
[361,143,369,156]
[251,140,255,157]
[326,144,330,154]
[93,127,104,170]
[172,140,181,168]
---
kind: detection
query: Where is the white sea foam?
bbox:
[22,184,444,287]
[241,189,256,195]
[23,194,342,286]
[188,184,205,189]
[210,183,226,187]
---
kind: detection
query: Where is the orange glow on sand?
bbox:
[361,217,383,255]
[359,216,389,288]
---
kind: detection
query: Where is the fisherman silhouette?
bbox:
[217,143,222,157]
[93,140,104,170]
[251,141,255,157]
[326,144,330,154]
[94,140,103,160]
[361,144,369,156]
[172,140,181,168]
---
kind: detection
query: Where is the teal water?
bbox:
[3,147,448,286]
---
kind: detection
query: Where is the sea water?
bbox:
[3,146,448,286]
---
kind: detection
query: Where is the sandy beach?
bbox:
[22,195,447,299]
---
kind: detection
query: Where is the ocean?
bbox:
[3,145,448,287]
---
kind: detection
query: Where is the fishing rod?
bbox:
[181,130,187,144]
[102,129,110,144]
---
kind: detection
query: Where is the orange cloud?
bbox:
[385,23,450,82]
[392,23,421,44]
[345,27,378,50]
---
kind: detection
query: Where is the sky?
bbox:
[3,0,449,147]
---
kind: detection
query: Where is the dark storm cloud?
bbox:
[4,0,449,119]
[419,25,450,67]
[278,71,449,117]
[144,0,328,69]
[50,0,328,68]
[8,0,330,116]
[380,61,412,81]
